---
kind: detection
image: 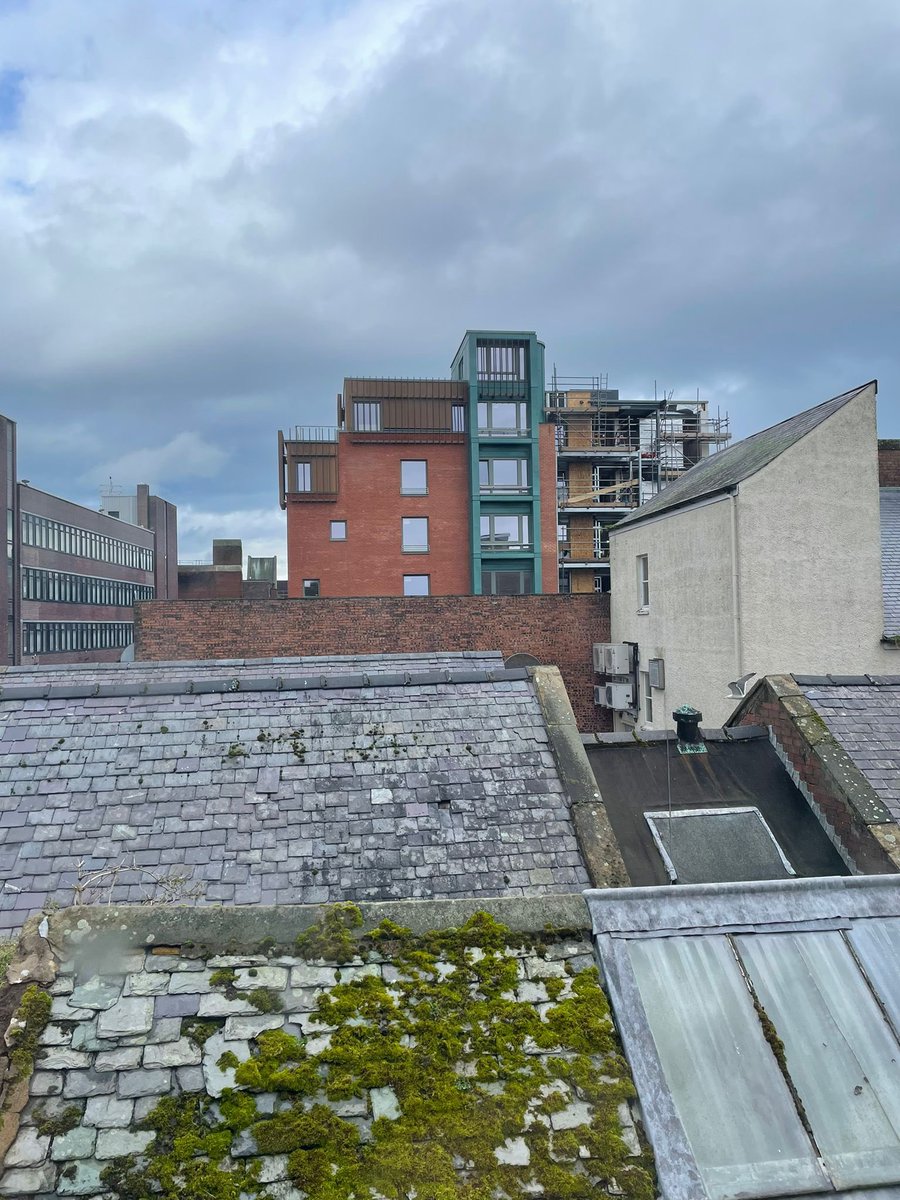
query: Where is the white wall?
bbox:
[610,494,738,727]
[610,383,893,728]
[737,383,891,679]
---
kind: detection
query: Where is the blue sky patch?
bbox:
[0,69,25,133]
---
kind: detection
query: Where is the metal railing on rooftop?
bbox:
[286,427,339,443]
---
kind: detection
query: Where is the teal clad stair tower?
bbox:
[451,330,546,594]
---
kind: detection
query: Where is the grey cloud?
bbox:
[69,110,193,166]
[0,0,898,568]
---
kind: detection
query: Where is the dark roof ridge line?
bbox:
[0,666,532,702]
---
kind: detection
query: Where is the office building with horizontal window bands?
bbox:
[0,413,177,664]
[278,331,558,597]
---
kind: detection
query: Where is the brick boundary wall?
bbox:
[734,676,899,873]
[879,440,900,487]
[135,595,612,732]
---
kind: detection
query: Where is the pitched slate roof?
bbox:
[0,653,590,930]
[796,675,900,819]
[614,382,872,529]
[882,488,900,636]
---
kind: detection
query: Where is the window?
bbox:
[637,554,649,609]
[401,461,427,495]
[353,400,381,431]
[477,401,528,437]
[593,520,608,559]
[593,572,605,593]
[641,671,653,724]
[482,568,533,595]
[20,512,154,571]
[402,517,428,552]
[588,884,900,1200]
[21,568,154,606]
[403,575,429,596]
[644,808,794,885]
[478,458,529,493]
[451,405,466,432]
[476,342,526,380]
[296,462,312,492]
[22,621,134,655]
[303,579,319,597]
[626,935,829,1200]
[330,521,346,541]
[480,513,531,551]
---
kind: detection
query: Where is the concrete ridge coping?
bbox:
[794,673,900,687]
[0,666,531,703]
[45,893,592,953]
[531,666,630,889]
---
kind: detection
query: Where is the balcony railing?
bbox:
[286,426,339,443]
[480,538,534,552]
[478,426,531,438]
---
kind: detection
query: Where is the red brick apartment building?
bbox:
[0,413,177,665]
[279,331,558,598]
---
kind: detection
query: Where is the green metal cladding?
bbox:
[451,330,547,594]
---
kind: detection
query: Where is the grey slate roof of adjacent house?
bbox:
[795,675,900,819]
[614,382,872,529]
[882,488,900,636]
[0,652,590,931]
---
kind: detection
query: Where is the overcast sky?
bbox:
[1,0,898,566]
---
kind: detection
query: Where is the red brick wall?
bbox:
[879,440,900,487]
[738,684,896,873]
[287,437,471,598]
[135,594,612,731]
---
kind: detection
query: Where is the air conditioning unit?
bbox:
[648,658,665,689]
[592,643,633,675]
[594,682,635,710]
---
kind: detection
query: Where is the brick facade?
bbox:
[135,594,611,730]
[286,439,472,598]
[879,440,900,487]
[734,676,899,873]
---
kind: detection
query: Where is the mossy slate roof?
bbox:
[615,382,872,529]
[799,677,900,819]
[0,653,589,930]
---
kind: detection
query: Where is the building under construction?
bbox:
[547,373,730,594]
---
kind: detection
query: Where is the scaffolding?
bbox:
[547,375,731,592]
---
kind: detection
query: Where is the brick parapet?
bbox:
[134,595,612,731]
[735,680,900,873]
[879,440,900,487]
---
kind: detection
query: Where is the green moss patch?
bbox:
[7,983,51,1081]
[103,912,654,1199]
